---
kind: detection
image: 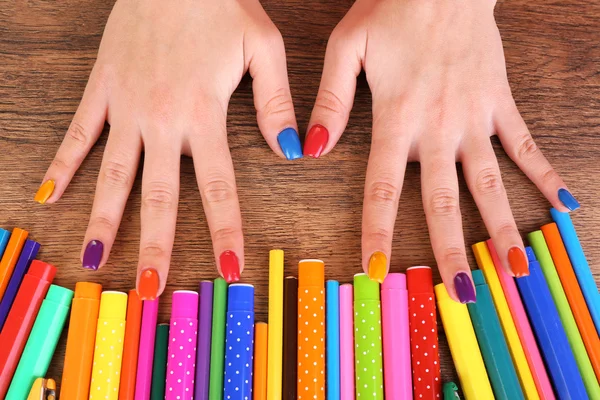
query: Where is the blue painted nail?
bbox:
[558,188,580,211]
[277,128,303,160]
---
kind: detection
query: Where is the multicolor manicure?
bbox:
[453,272,476,304]
[34,180,55,204]
[508,247,529,277]
[138,268,160,300]
[367,251,387,283]
[304,124,329,158]
[277,128,303,160]
[219,250,240,283]
[558,188,580,211]
[82,240,104,270]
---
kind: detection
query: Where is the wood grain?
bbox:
[0,0,599,389]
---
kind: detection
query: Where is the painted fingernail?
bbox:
[82,240,104,270]
[277,128,303,160]
[220,250,240,283]
[453,272,476,304]
[367,251,387,283]
[34,180,55,204]
[508,247,529,277]
[138,268,160,300]
[304,124,329,158]
[558,188,580,211]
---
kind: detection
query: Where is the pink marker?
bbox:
[166,291,199,399]
[487,240,555,400]
[382,273,412,400]
[339,284,355,400]
[135,298,159,400]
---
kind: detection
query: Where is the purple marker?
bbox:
[194,280,213,399]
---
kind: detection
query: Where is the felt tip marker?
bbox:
[195,281,213,400]
[151,323,170,400]
[339,284,355,400]
[0,227,28,302]
[253,322,268,400]
[0,228,10,258]
[267,249,284,400]
[120,289,143,400]
[326,280,341,400]
[208,278,228,400]
[135,298,159,400]
[283,276,299,400]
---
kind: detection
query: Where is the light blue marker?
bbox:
[0,229,9,259]
[326,280,340,400]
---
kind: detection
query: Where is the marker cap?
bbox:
[406,266,434,294]
[46,285,74,307]
[298,259,324,288]
[74,282,102,300]
[227,284,254,312]
[471,270,486,286]
[525,247,537,263]
[433,283,451,302]
[28,260,56,283]
[172,290,199,318]
[381,272,406,291]
[354,273,380,301]
[99,291,128,320]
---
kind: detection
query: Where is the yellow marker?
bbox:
[267,250,284,400]
[27,378,56,400]
[473,242,539,400]
[435,284,493,400]
[89,291,128,400]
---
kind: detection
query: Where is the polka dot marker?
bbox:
[297,259,325,400]
[223,284,255,400]
[89,291,128,400]
[406,266,441,399]
[166,290,198,400]
[353,273,384,400]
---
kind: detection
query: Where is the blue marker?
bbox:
[516,247,587,400]
[0,239,40,330]
[551,208,600,333]
[224,284,254,400]
[0,229,9,258]
[326,280,340,400]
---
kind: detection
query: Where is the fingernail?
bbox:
[367,251,387,283]
[508,247,529,277]
[220,250,240,283]
[34,180,55,204]
[277,128,303,160]
[304,124,329,158]
[558,188,580,211]
[82,240,104,270]
[138,268,160,300]
[453,272,476,304]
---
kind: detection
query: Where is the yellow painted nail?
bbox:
[368,251,387,283]
[34,180,55,204]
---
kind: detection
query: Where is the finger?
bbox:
[361,114,410,284]
[461,135,528,277]
[247,24,301,160]
[80,123,142,270]
[136,136,180,300]
[190,117,244,283]
[305,25,365,158]
[495,100,578,212]
[421,147,475,304]
[36,68,108,204]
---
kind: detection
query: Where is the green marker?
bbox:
[6,284,73,399]
[443,382,460,399]
[353,273,384,400]
[467,270,523,400]
[528,230,600,398]
[151,323,170,400]
[209,277,228,400]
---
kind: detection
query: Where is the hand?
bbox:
[305,0,579,302]
[34,0,301,299]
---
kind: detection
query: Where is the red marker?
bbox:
[407,266,441,399]
[0,260,56,397]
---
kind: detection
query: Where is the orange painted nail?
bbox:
[34,180,55,204]
[508,247,529,277]
[368,251,388,283]
[138,268,159,300]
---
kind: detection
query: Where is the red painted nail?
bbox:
[220,250,240,283]
[303,124,329,158]
[508,247,529,277]
[138,268,159,300]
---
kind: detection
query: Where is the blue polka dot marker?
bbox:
[223,284,255,400]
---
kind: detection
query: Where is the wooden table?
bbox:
[1,0,598,389]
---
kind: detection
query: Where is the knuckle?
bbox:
[496,222,519,238]
[147,83,175,123]
[442,246,468,265]
[202,178,236,205]
[516,134,538,161]
[89,214,115,232]
[540,168,559,186]
[367,180,401,206]
[429,187,460,217]
[51,156,71,171]
[362,226,393,244]
[314,89,347,117]
[140,242,167,259]
[101,160,132,188]
[66,121,89,147]
[211,226,242,244]
[258,87,294,119]
[474,167,504,197]
[142,183,176,211]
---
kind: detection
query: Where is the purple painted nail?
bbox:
[454,272,476,304]
[82,240,104,270]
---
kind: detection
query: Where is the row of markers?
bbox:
[0,206,597,399]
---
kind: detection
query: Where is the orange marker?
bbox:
[254,322,268,400]
[60,282,102,399]
[542,223,600,381]
[119,289,143,399]
[297,259,325,400]
[0,228,28,301]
